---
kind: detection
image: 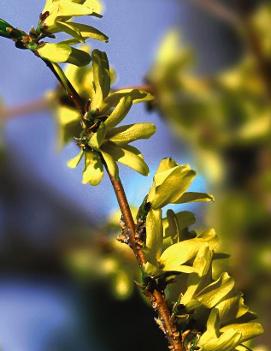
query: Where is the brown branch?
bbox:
[107,171,145,266]
[189,0,241,27]
[241,17,271,99]
[42,59,86,115]
[189,0,271,98]
[0,97,49,120]
[115,84,155,95]
[107,170,183,351]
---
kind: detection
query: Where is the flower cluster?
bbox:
[58,49,155,185]
[1,0,108,66]
[36,0,107,66]
[141,158,263,351]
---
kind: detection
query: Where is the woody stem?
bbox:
[106,167,183,351]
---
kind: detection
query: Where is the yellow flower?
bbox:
[63,49,155,185]
[36,0,107,66]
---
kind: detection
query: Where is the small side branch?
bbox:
[0,97,49,120]
[189,0,241,27]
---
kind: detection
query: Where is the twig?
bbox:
[115,84,155,94]
[42,59,85,115]
[189,0,241,27]
[190,0,271,98]
[241,16,271,99]
[0,97,49,120]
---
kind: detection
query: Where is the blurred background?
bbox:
[0,0,270,350]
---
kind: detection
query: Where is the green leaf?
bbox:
[82,150,104,185]
[0,18,23,39]
[37,43,91,66]
[67,150,84,168]
[145,208,163,264]
[104,96,132,130]
[175,192,214,204]
[220,322,264,343]
[102,142,149,176]
[100,149,119,178]
[107,123,156,145]
[91,49,110,110]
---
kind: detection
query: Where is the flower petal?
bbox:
[102,142,149,176]
[104,96,132,130]
[82,150,104,185]
[107,123,156,145]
